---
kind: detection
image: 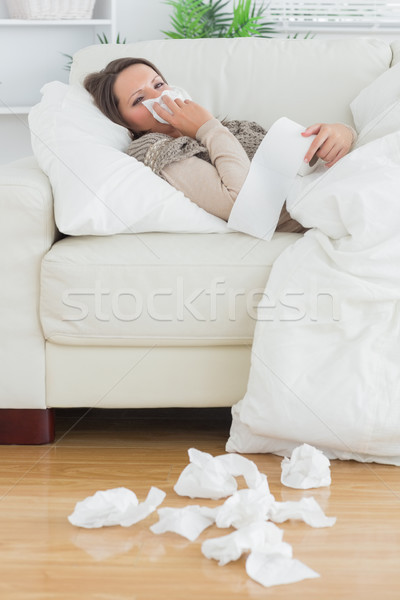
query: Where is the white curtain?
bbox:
[261,1,400,31]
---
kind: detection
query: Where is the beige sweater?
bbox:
[160,118,306,233]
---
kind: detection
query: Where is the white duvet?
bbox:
[226,131,400,465]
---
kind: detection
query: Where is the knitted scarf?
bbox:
[126,120,267,176]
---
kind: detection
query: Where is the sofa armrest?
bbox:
[0,156,58,408]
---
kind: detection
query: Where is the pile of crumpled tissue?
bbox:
[68,443,334,588]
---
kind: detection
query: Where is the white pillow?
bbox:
[354,100,400,148]
[28,81,229,236]
[350,62,400,147]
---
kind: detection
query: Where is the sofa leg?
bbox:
[0,408,55,444]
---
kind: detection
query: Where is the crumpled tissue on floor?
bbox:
[68,444,335,588]
[281,443,332,489]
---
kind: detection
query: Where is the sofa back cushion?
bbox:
[71,37,392,130]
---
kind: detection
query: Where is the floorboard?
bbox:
[0,407,399,599]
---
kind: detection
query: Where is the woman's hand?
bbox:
[302,123,355,168]
[153,95,214,138]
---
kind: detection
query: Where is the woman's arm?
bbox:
[161,119,250,220]
[154,98,251,220]
[196,118,251,200]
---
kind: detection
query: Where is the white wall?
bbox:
[0,0,172,165]
[116,0,171,42]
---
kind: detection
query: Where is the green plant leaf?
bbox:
[164,0,213,38]
[60,52,73,71]
[163,0,277,39]
[226,0,275,38]
[97,32,109,44]
[97,31,127,44]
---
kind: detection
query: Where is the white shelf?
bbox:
[0,0,117,108]
[0,0,117,164]
[0,18,112,26]
[0,106,31,115]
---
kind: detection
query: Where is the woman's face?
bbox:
[113,63,178,136]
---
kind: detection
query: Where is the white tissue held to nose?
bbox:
[143,86,192,124]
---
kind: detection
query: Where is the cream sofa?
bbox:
[0,36,398,443]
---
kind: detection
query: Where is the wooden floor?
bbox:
[0,407,399,599]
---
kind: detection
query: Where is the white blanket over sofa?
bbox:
[227,129,400,465]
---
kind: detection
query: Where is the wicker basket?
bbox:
[6,0,96,19]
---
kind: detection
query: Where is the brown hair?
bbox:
[83,57,167,138]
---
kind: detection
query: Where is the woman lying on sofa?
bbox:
[84,57,356,232]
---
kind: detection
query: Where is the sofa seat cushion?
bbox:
[40,231,299,346]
